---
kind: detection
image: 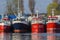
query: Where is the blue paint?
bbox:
[8,15,16,19]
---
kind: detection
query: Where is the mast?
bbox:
[11,0,24,16]
[17,0,24,19]
[18,0,20,18]
[7,0,14,15]
[19,0,24,14]
[29,0,35,16]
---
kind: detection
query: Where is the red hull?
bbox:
[0,25,4,32]
[4,25,11,33]
[47,23,56,40]
[47,23,56,33]
[0,24,10,33]
[56,23,60,33]
[31,23,45,40]
[31,23,44,33]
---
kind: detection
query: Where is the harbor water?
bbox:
[0,33,60,40]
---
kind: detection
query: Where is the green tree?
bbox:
[56,4,60,15]
[47,2,59,16]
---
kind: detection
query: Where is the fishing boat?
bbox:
[0,22,11,40]
[31,10,45,33]
[31,16,45,33]
[47,9,58,40]
[12,16,29,33]
[47,16,57,33]
[31,10,45,40]
[10,0,29,33]
[0,16,11,33]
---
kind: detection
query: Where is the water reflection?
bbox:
[0,33,60,40]
[0,33,10,40]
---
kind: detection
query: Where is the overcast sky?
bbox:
[0,0,52,14]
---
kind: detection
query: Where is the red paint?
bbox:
[0,23,10,33]
[47,22,56,40]
[32,23,44,33]
[3,18,9,20]
[47,16,57,40]
[0,25,4,32]
[31,17,44,33]
[32,23,39,33]
[39,24,44,33]
[47,23,56,28]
